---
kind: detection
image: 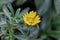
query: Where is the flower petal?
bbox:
[28,11,36,18]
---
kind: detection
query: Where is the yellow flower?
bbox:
[23,11,41,26]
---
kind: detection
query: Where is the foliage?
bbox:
[0,0,60,40]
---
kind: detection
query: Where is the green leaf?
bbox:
[20,7,30,16]
[54,0,60,13]
[0,0,14,9]
[14,35,28,40]
[15,0,27,6]
[40,8,54,30]
[34,0,44,10]
[7,3,14,17]
[6,21,13,40]
[0,12,4,15]
[48,31,60,36]
[2,5,11,19]
[37,0,51,16]
[52,13,60,30]
[15,8,21,18]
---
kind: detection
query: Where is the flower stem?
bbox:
[9,26,13,40]
[6,21,13,40]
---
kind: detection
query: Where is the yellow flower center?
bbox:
[28,18,33,24]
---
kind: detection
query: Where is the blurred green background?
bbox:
[0,0,60,40]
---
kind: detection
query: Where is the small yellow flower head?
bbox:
[23,11,41,26]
